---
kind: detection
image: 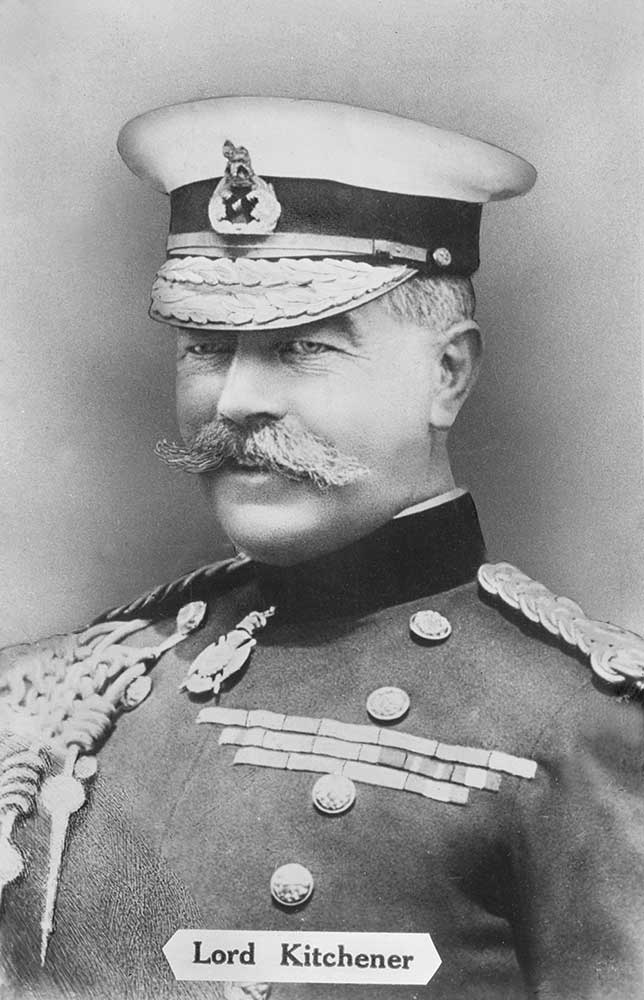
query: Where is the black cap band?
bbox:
[170,177,482,275]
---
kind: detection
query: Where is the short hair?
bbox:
[383,274,476,335]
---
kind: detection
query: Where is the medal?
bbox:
[181,607,275,697]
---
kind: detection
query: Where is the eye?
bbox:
[279,339,336,357]
[183,341,234,357]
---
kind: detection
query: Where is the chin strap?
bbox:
[478,562,644,695]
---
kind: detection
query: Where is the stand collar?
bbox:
[255,492,486,623]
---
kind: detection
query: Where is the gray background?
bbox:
[1,0,642,644]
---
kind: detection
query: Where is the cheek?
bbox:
[294,364,432,462]
[175,370,219,437]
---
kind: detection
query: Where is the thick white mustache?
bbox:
[155,417,370,490]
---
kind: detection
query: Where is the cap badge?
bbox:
[208,140,282,235]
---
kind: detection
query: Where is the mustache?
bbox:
[155,417,371,490]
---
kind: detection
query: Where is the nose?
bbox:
[216,348,287,426]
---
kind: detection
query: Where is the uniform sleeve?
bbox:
[507,681,644,1000]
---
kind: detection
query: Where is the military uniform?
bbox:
[2,98,643,999]
[2,493,643,999]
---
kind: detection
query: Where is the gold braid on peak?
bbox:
[478,562,644,695]
[151,256,412,328]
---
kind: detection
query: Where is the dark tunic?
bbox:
[2,495,643,1000]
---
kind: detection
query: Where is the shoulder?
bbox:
[89,553,255,625]
[471,561,643,785]
[476,568,644,999]
[1,555,253,660]
[0,555,256,742]
[477,560,644,700]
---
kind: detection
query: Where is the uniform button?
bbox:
[432,247,452,267]
[312,774,356,815]
[176,600,208,634]
[409,609,452,643]
[121,674,153,709]
[366,686,410,723]
[270,863,314,907]
[73,755,98,781]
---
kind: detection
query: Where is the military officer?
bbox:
[1,98,643,1000]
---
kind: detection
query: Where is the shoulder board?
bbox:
[89,554,254,626]
[478,562,644,696]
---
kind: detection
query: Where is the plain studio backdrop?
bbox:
[0,0,642,644]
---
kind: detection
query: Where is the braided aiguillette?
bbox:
[0,739,48,907]
[0,599,208,961]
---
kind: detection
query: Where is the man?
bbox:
[0,98,643,1000]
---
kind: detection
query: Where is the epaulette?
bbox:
[90,553,254,625]
[478,562,644,696]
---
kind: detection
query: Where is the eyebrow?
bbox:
[175,313,364,347]
[291,312,364,347]
[334,312,361,344]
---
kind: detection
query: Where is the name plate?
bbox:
[164,930,441,985]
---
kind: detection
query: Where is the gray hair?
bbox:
[383,274,476,336]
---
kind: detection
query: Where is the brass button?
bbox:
[432,247,452,267]
[366,686,410,723]
[312,774,356,815]
[121,674,153,709]
[270,863,314,907]
[410,609,452,643]
[73,755,98,781]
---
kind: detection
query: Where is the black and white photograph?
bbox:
[0,2,642,998]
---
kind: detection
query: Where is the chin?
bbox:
[203,473,324,565]
[216,503,331,566]
[203,470,370,566]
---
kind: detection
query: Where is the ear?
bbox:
[428,323,482,431]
